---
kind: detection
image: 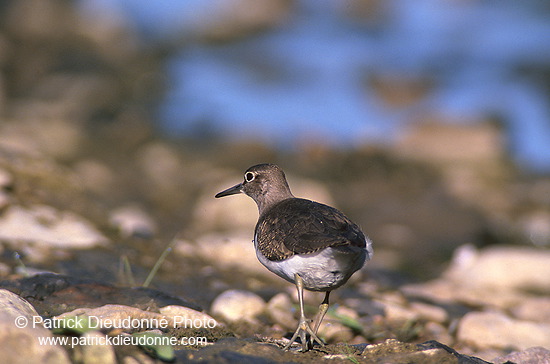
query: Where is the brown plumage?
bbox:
[255,198,367,261]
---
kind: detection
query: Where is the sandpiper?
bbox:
[215,163,373,351]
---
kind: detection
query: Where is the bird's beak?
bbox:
[215,183,243,198]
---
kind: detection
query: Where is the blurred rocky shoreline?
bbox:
[1,0,549,363]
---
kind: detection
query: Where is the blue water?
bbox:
[79,0,550,172]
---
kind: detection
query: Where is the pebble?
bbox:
[381,300,418,322]
[409,301,449,324]
[0,289,70,363]
[109,204,157,238]
[334,305,360,321]
[402,278,524,310]
[0,205,108,249]
[55,304,214,332]
[121,350,156,364]
[266,292,295,330]
[444,245,550,292]
[493,346,550,364]
[78,331,117,364]
[56,305,165,329]
[317,319,354,344]
[375,292,422,322]
[159,305,219,328]
[210,290,266,323]
[175,234,270,279]
[315,305,358,343]
[362,339,453,363]
[457,311,550,350]
[423,322,453,345]
[403,244,548,311]
[511,297,550,323]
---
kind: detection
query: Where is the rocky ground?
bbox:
[1,1,550,363]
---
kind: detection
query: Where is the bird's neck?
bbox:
[256,190,294,216]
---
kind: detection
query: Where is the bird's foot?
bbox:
[283,317,324,352]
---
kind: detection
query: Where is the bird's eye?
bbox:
[244,172,255,182]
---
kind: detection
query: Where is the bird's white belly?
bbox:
[255,243,368,291]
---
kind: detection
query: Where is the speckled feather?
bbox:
[255,198,367,261]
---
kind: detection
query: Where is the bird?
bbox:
[215,163,373,351]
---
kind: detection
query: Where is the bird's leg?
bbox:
[311,291,330,344]
[283,274,325,351]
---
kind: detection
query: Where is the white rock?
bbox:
[56,305,167,330]
[375,292,418,322]
[457,311,550,350]
[210,290,266,323]
[174,233,269,278]
[511,297,550,323]
[401,279,523,310]
[0,205,108,249]
[80,331,117,364]
[381,300,418,322]
[333,305,360,321]
[317,319,354,343]
[409,302,448,324]
[424,322,453,345]
[266,293,295,329]
[381,298,448,325]
[159,305,219,329]
[58,304,219,335]
[0,289,70,363]
[493,346,550,364]
[109,204,157,238]
[444,245,550,293]
[317,305,358,343]
[121,351,156,364]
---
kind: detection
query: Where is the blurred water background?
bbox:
[78,0,550,172]
[1,1,550,339]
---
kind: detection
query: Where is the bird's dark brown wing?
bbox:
[255,198,367,261]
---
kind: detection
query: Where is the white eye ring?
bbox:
[244,172,255,182]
